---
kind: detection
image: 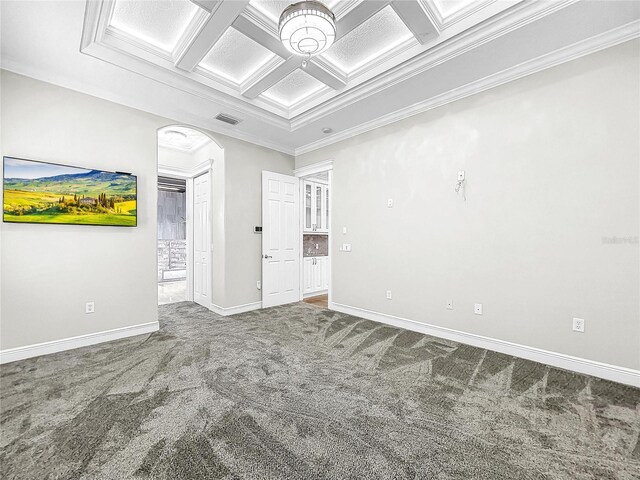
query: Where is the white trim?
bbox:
[210,301,262,316]
[304,290,328,299]
[0,322,159,365]
[295,20,640,156]
[293,160,334,177]
[330,302,640,387]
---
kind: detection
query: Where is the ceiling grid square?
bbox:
[198,26,279,85]
[110,0,203,53]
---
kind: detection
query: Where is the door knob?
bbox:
[263,254,272,259]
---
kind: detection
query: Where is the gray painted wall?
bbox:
[295,41,640,370]
[1,70,164,349]
[220,140,295,308]
[0,70,294,350]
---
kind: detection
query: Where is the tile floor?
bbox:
[158,280,187,305]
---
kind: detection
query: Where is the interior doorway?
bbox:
[158,176,187,305]
[157,125,222,308]
[294,161,333,309]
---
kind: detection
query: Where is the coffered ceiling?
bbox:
[83,0,522,119]
[1,1,639,155]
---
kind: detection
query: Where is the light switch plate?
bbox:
[458,171,465,181]
[446,300,453,310]
[474,303,482,315]
[342,227,347,234]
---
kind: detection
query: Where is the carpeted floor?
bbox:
[1,302,639,479]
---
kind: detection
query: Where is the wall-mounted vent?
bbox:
[215,113,242,126]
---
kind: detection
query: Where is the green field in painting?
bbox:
[4,184,137,227]
[3,210,137,226]
[3,158,137,226]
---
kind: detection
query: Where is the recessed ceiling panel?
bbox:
[262,69,326,107]
[321,5,414,75]
[431,0,479,18]
[199,27,279,85]
[249,0,342,23]
[110,0,202,52]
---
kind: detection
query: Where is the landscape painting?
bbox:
[3,157,137,226]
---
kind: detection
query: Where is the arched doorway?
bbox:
[156,125,223,307]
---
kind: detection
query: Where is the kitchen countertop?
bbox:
[303,252,328,258]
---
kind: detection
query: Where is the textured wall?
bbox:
[0,70,166,349]
[295,41,640,370]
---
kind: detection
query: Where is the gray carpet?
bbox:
[1,302,639,479]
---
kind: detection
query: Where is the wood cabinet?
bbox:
[303,256,328,295]
[303,180,329,233]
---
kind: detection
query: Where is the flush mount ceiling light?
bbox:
[279,1,336,57]
[164,129,188,140]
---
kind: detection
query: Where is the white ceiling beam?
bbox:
[305,61,346,90]
[232,14,290,58]
[391,0,439,44]
[176,0,250,71]
[242,56,302,98]
[189,0,218,14]
[235,12,346,95]
[335,1,390,41]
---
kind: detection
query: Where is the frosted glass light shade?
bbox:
[279,1,336,56]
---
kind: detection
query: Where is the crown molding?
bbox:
[0,58,295,156]
[81,0,527,127]
[289,0,576,131]
[158,158,211,178]
[293,159,334,177]
[294,20,640,156]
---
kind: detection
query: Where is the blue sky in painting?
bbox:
[3,157,91,180]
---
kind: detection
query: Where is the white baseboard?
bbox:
[210,301,262,316]
[330,302,640,388]
[0,321,159,365]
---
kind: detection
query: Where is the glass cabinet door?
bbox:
[315,185,322,230]
[305,182,312,230]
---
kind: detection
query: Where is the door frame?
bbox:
[158,160,212,304]
[293,160,334,307]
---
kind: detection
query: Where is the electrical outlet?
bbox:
[85,302,95,314]
[386,290,392,300]
[256,280,261,290]
[572,317,585,333]
[474,303,483,315]
[387,198,393,208]
[446,300,453,310]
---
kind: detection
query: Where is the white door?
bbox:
[193,172,210,307]
[262,171,300,308]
